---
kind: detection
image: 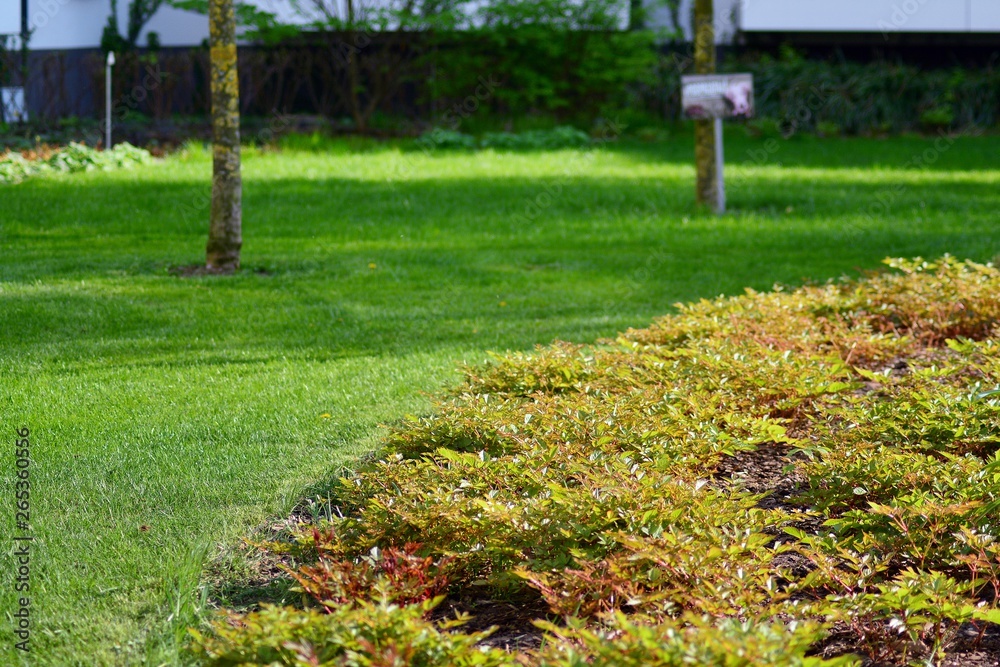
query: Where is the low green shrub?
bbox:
[920,106,956,131]
[417,129,478,150]
[190,601,511,666]
[0,142,152,184]
[816,121,842,138]
[480,126,591,149]
[731,48,1000,135]
[424,9,659,124]
[417,126,592,151]
[797,555,982,663]
[283,542,454,611]
[534,615,854,667]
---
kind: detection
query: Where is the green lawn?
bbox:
[2,131,999,666]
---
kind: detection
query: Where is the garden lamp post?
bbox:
[20,0,28,92]
[105,50,115,149]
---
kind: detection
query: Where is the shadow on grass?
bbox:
[3,165,999,369]
[212,570,298,614]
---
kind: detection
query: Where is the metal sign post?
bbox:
[681,73,754,214]
[105,51,115,149]
[0,38,8,124]
[714,117,725,212]
[20,0,28,79]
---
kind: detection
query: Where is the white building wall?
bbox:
[1,0,23,35]
[16,0,631,51]
[971,0,1000,31]
[5,0,737,50]
[740,0,1000,33]
[8,0,1000,52]
[26,0,203,49]
[14,0,303,50]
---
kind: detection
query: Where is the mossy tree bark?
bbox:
[629,0,645,30]
[693,0,717,209]
[206,0,242,272]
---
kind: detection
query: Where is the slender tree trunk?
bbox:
[347,39,367,133]
[206,0,242,272]
[693,0,717,208]
[629,0,644,30]
[344,0,369,134]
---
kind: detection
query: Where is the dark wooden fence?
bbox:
[18,33,432,122]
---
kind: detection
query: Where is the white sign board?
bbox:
[681,74,754,120]
[2,87,28,123]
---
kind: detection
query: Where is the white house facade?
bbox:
[2,0,302,50]
[740,0,1000,34]
[3,0,998,53]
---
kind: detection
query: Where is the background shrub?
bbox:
[730,48,1000,135]
[0,142,152,184]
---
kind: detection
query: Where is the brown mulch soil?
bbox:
[712,440,1000,666]
[714,441,808,500]
[432,596,550,652]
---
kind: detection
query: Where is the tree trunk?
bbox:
[346,36,368,134]
[693,0,717,209]
[629,0,644,30]
[206,0,242,272]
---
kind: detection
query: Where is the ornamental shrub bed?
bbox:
[195,257,1000,666]
[0,142,152,185]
